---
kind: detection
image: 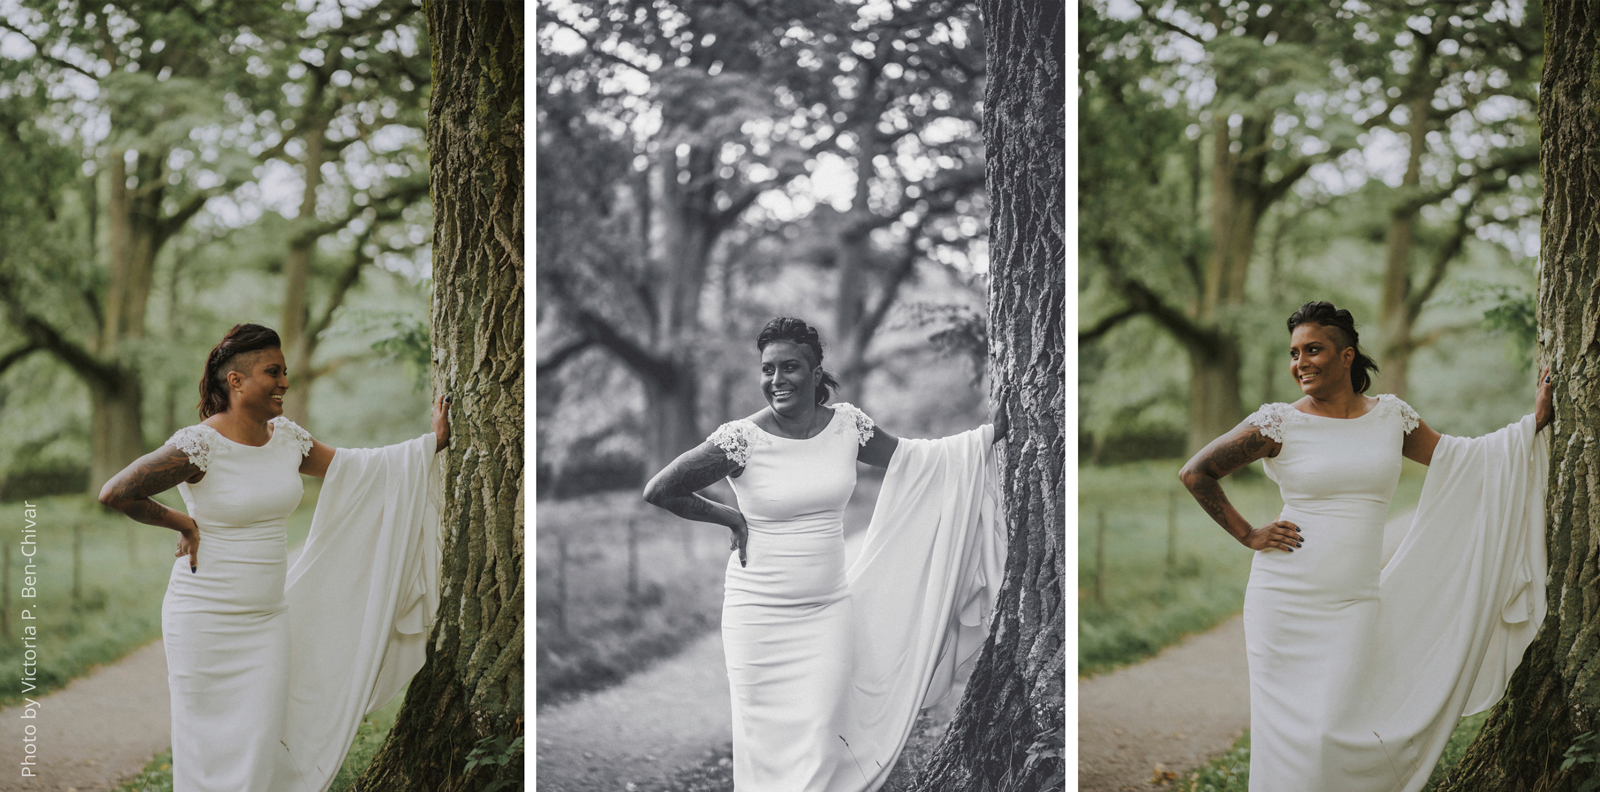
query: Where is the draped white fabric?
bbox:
[834,424,1004,792]
[274,433,444,792]
[1329,414,1548,791]
[1242,403,1547,792]
[163,424,442,792]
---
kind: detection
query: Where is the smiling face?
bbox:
[1288,323,1355,397]
[760,341,821,415]
[225,347,289,418]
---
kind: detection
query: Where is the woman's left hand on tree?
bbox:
[1535,364,1553,433]
[433,392,452,452]
[990,397,1009,443]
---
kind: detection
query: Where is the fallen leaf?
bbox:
[1150,763,1178,785]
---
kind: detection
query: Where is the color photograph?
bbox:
[1078,1,1599,790]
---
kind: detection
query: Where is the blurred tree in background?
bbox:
[536,0,990,487]
[1081,0,1542,458]
[0,0,435,496]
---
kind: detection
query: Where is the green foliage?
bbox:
[463,734,525,791]
[1181,732,1251,792]
[1559,731,1600,792]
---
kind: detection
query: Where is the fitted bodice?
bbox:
[1245,394,1420,599]
[706,403,874,606]
[1255,396,1416,524]
[170,417,311,541]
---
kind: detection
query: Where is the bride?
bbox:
[643,316,1007,791]
[98,323,449,792]
[1179,301,1553,791]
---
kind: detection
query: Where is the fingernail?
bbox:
[191,566,197,573]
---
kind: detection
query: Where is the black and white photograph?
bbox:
[536,1,1064,790]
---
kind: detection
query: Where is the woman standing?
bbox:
[1179,301,1552,791]
[99,323,449,792]
[643,316,1006,791]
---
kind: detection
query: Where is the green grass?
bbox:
[1175,712,1488,791]
[0,485,321,706]
[1078,457,1428,676]
[114,682,408,791]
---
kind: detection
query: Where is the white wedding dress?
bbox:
[163,416,443,792]
[706,404,1003,792]
[1242,394,1547,792]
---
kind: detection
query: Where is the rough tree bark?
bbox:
[1438,4,1600,790]
[357,2,524,789]
[911,1,1065,789]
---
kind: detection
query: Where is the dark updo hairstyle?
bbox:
[1286,301,1379,394]
[198,324,282,419]
[756,317,841,405]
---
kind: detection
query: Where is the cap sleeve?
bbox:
[165,426,216,472]
[271,417,315,458]
[707,420,759,467]
[830,402,875,446]
[1243,403,1293,443]
[1379,394,1421,435]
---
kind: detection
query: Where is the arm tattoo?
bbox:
[645,443,744,528]
[1197,429,1269,479]
[101,446,201,530]
[1181,426,1273,541]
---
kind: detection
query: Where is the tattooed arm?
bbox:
[1177,421,1302,553]
[98,446,204,570]
[643,442,750,566]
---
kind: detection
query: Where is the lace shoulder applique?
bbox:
[1243,403,1296,443]
[1377,394,1421,435]
[830,402,876,446]
[271,416,315,457]
[707,420,761,467]
[165,425,217,472]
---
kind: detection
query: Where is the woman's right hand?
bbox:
[730,513,749,568]
[176,518,201,572]
[1241,519,1302,552]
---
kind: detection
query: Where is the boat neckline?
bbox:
[197,418,279,448]
[1289,396,1383,421]
[746,406,839,440]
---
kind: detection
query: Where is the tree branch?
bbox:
[1078,305,1142,345]
[1131,0,1208,45]
[536,335,595,377]
[0,20,100,79]
[570,309,677,387]
[1094,238,1221,356]
[0,341,42,378]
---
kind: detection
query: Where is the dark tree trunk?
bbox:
[358,2,524,789]
[911,1,1065,789]
[1187,338,1242,455]
[1438,4,1600,789]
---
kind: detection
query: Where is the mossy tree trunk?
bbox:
[357,2,524,789]
[910,1,1065,789]
[1439,4,1600,790]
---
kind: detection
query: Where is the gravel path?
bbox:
[0,639,170,792]
[1078,615,1249,792]
[535,628,733,792]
